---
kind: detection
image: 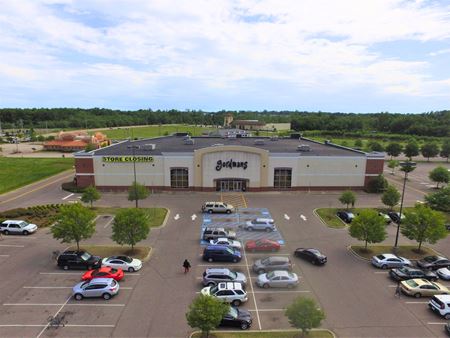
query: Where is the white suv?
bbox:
[243,218,275,232]
[201,282,248,306]
[202,202,235,214]
[1,220,38,235]
[429,294,450,319]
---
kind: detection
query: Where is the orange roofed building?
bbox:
[44,131,110,152]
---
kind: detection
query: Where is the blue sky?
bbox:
[1,0,450,113]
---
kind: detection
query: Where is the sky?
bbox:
[1,0,450,113]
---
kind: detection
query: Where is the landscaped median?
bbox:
[68,245,152,261]
[95,207,168,228]
[349,245,439,261]
[314,208,346,228]
[190,330,335,338]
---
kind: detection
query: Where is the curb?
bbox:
[347,245,443,262]
[313,208,347,230]
[154,208,170,229]
[142,246,153,262]
[189,328,336,338]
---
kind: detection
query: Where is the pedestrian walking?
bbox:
[183,259,191,273]
[395,282,401,298]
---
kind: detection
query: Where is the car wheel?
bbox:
[128,267,135,273]
[74,293,83,301]
[208,258,213,263]
[247,227,253,231]
[207,282,215,287]
[63,265,69,270]
[3,230,8,235]
[232,299,241,306]
[263,283,270,289]
[208,210,213,214]
[265,228,271,232]
[311,260,316,265]
[414,293,421,298]
[23,230,29,235]
[87,265,92,270]
[445,313,450,320]
[102,293,111,300]
[232,258,238,263]
[381,264,388,269]
[226,210,231,214]
[271,248,276,252]
[257,269,265,274]
[240,322,249,330]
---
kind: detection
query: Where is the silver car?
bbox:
[202,268,247,286]
[210,238,242,250]
[72,278,119,300]
[252,256,292,274]
[256,270,299,288]
[243,218,275,232]
[371,253,412,269]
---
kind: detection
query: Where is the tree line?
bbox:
[0,108,448,137]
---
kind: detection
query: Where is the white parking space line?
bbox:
[427,322,448,325]
[103,217,115,228]
[0,324,116,328]
[374,271,389,274]
[242,247,262,331]
[253,290,310,293]
[0,254,10,257]
[248,309,284,312]
[36,295,71,338]
[24,286,72,289]
[244,253,290,256]
[39,272,82,275]
[0,244,25,247]
[197,264,249,267]
[404,301,428,304]
[4,303,126,307]
[62,193,74,200]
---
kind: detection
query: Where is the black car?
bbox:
[417,255,450,270]
[336,211,355,223]
[57,250,101,270]
[294,248,327,265]
[389,266,438,281]
[220,307,252,330]
[387,212,405,224]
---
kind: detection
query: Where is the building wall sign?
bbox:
[102,156,154,163]
[216,159,248,171]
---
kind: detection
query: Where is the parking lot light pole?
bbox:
[127,142,139,208]
[393,161,416,251]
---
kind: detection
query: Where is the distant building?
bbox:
[44,131,110,152]
[224,113,234,127]
[232,120,266,130]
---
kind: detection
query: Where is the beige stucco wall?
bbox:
[263,123,291,131]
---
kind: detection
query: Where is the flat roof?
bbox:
[86,136,366,157]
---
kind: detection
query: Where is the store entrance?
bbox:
[215,179,248,192]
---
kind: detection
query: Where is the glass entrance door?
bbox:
[216,179,247,192]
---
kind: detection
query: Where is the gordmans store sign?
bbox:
[102,156,154,163]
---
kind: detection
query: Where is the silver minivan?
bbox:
[72,278,120,300]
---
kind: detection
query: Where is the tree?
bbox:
[285,296,325,337]
[51,203,96,252]
[128,181,149,208]
[368,141,384,152]
[429,166,450,189]
[404,140,419,160]
[400,204,447,252]
[354,139,363,148]
[81,185,101,208]
[381,185,401,210]
[387,159,399,175]
[348,209,387,250]
[111,208,150,252]
[366,174,388,193]
[84,143,96,152]
[440,139,450,162]
[421,142,440,162]
[186,294,229,338]
[339,190,356,210]
[385,142,403,159]
[425,186,450,212]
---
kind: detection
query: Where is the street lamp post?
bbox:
[393,161,416,251]
[127,142,139,208]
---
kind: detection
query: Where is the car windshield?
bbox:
[226,248,234,254]
[398,267,409,273]
[210,286,219,294]
[228,307,238,319]
[376,255,385,260]
[424,256,438,263]
[405,280,418,287]
[229,271,237,279]
[261,257,271,265]
[81,252,92,261]
[288,272,295,279]
[19,221,29,227]
[266,271,275,279]
[81,281,89,289]
[309,249,321,255]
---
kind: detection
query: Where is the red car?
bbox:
[245,239,280,252]
[81,267,124,281]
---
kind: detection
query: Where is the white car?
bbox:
[102,255,142,272]
[0,220,38,235]
[371,253,412,269]
[201,282,248,306]
[243,218,275,232]
[210,238,242,250]
[437,267,450,280]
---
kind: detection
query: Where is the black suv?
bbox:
[57,251,101,270]
[336,211,354,223]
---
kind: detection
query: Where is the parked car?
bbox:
[203,245,242,263]
[72,278,119,300]
[378,212,392,224]
[210,237,242,250]
[417,255,450,270]
[389,266,438,281]
[202,202,235,214]
[202,268,247,287]
[242,218,275,232]
[256,270,299,288]
[437,267,450,280]
[245,239,280,252]
[0,220,37,235]
[220,306,252,330]
[252,256,292,274]
[400,278,450,298]
[428,294,450,319]
[294,248,327,265]
[201,282,248,306]
[336,211,354,223]
[57,251,102,270]
[388,211,405,223]
[102,256,142,272]
[202,227,236,241]
[371,253,411,269]
[81,267,124,282]
[445,322,450,336]
[446,224,450,231]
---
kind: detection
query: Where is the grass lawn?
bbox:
[351,245,438,260]
[94,124,215,139]
[0,157,74,194]
[94,207,167,228]
[315,208,346,228]
[69,245,151,260]
[191,331,333,338]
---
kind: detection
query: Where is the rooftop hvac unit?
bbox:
[254,140,265,145]
[142,144,156,150]
[184,138,195,145]
[297,144,311,152]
